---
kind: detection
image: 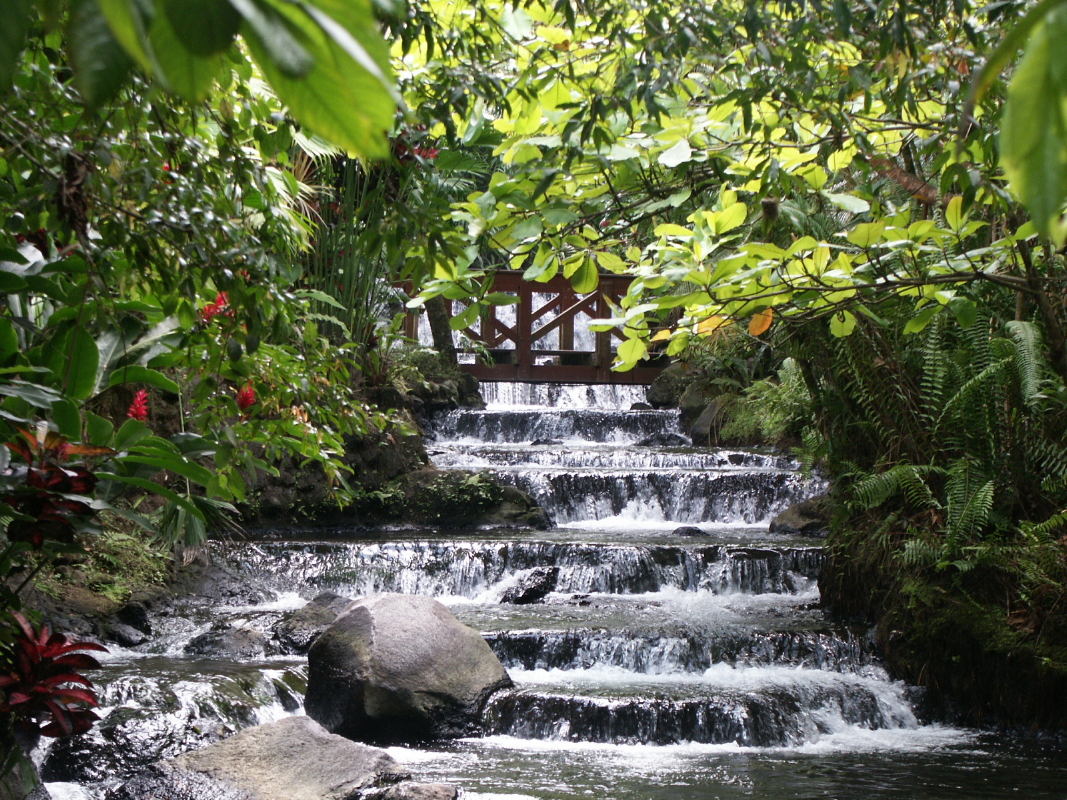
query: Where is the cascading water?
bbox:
[42,383,1067,799]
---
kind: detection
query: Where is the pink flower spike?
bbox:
[236,383,256,413]
[127,390,149,421]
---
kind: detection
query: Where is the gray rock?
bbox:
[105,716,406,800]
[500,567,559,604]
[679,383,717,430]
[306,594,513,743]
[116,601,152,634]
[636,432,690,447]
[645,362,696,408]
[274,592,352,655]
[0,754,51,800]
[108,622,148,647]
[690,399,725,446]
[769,495,832,537]
[629,402,652,410]
[365,784,458,800]
[672,526,706,536]
[185,626,266,660]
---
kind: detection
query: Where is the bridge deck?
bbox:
[410,273,666,385]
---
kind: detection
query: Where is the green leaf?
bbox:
[149,7,224,101]
[96,0,157,74]
[0,0,32,93]
[569,257,599,294]
[243,0,395,158]
[1000,7,1067,245]
[829,310,857,337]
[228,0,312,77]
[116,454,215,486]
[51,399,82,440]
[107,365,181,394]
[114,418,151,451]
[162,0,241,56]
[69,0,134,107]
[484,292,520,305]
[944,195,964,233]
[949,297,978,329]
[822,192,870,215]
[616,337,648,365]
[86,411,115,446]
[595,251,626,273]
[715,203,748,235]
[904,305,940,335]
[64,327,101,401]
[449,303,480,330]
[0,380,63,408]
[0,271,27,292]
[658,139,693,168]
[97,473,206,520]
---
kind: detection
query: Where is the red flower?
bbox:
[200,292,231,323]
[236,382,256,412]
[126,389,149,421]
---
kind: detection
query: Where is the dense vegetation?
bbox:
[3,0,1067,775]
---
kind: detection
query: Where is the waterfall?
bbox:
[45,381,1063,800]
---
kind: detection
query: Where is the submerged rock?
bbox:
[636,432,690,447]
[672,526,706,537]
[105,716,411,800]
[500,567,559,604]
[305,594,512,743]
[769,495,831,537]
[365,784,458,800]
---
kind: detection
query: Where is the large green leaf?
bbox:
[96,0,157,73]
[69,0,134,107]
[149,6,223,101]
[107,365,181,394]
[244,0,395,158]
[64,326,102,400]
[1000,7,1067,245]
[0,0,32,93]
[162,0,241,56]
[228,0,312,78]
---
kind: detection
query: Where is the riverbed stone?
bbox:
[769,495,831,537]
[305,593,513,743]
[105,716,407,800]
[184,625,267,659]
[365,784,459,800]
[500,567,559,604]
[273,592,352,654]
[679,383,718,430]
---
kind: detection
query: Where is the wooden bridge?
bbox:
[407,272,667,385]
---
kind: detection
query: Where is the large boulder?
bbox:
[678,382,718,430]
[769,495,832,537]
[104,716,415,800]
[305,594,512,743]
[645,362,697,408]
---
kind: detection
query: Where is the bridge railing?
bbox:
[404,272,666,385]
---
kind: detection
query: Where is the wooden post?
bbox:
[560,286,575,352]
[518,279,533,380]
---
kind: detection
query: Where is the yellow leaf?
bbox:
[748,308,774,336]
[651,329,672,342]
[696,315,728,335]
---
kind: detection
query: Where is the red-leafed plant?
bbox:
[0,612,106,740]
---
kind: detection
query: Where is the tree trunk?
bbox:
[425,296,458,366]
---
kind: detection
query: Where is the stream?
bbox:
[40,383,1067,800]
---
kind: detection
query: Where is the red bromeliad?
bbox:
[126,389,149,421]
[0,612,106,738]
[236,382,256,412]
[200,291,231,323]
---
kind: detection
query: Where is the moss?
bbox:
[821,518,1067,728]
[36,513,170,606]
